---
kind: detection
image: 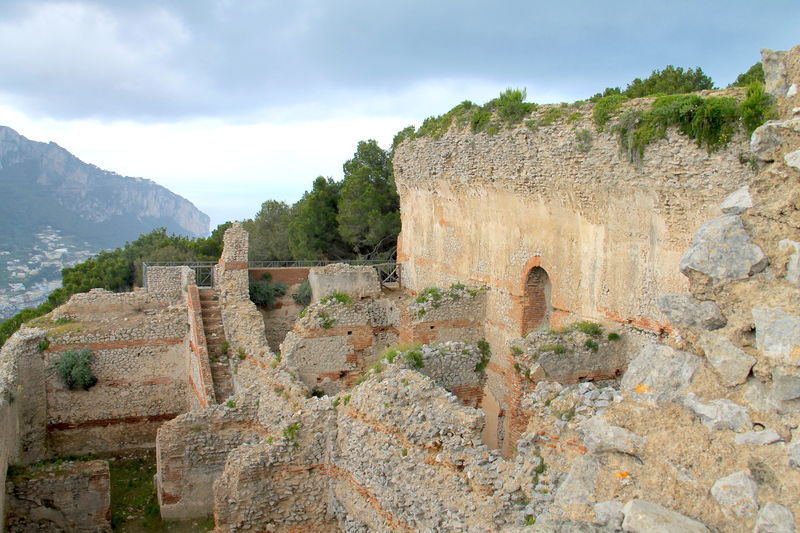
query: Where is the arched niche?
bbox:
[521,266,551,335]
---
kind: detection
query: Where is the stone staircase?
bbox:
[199,288,235,402]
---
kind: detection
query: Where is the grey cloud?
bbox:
[0,0,798,121]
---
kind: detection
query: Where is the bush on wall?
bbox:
[54,348,97,390]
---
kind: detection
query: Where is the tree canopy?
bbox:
[337,140,400,258]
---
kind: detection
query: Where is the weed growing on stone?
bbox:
[318,312,336,329]
[539,344,566,354]
[320,291,353,306]
[37,338,50,352]
[343,395,351,405]
[510,345,523,356]
[524,515,536,526]
[381,347,398,363]
[575,129,593,152]
[573,321,603,336]
[539,107,568,127]
[236,347,246,360]
[298,307,307,319]
[225,400,236,408]
[584,339,599,352]
[219,341,229,355]
[332,397,341,407]
[274,352,282,362]
[404,350,424,369]
[607,332,621,341]
[283,422,301,443]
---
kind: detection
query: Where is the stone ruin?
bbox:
[1,44,800,532]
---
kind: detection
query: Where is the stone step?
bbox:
[210,363,235,402]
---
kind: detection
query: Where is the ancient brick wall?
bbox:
[308,263,381,302]
[402,285,487,346]
[38,289,190,455]
[0,328,48,530]
[282,297,400,393]
[5,460,111,532]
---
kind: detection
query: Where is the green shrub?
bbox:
[225,400,236,408]
[415,287,443,306]
[593,94,628,130]
[382,348,398,363]
[37,339,50,353]
[283,422,301,442]
[249,275,287,309]
[607,332,621,341]
[575,129,592,152]
[540,343,566,354]
[524,515,536,526]
[539,107,567,126]
[405,350,424,369]
[741,81,778,135]
[318,312,335,329]
[567,111,582,124]
[237,347,246,359]
[54,349,97,390]
[574,321,603,336]
[219,341,229,355]
[511,345,523,356]
[584,339,599,352]
[474,340,491,372]
[320,291,353,306]
[615,93,742,162]
[292,279,312,306]
[298,307,307,319]
[495,88,537,127]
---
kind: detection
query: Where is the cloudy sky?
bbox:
[0,0,797,229]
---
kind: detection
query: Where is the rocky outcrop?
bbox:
[0,125,209,240]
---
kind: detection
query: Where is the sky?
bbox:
[0,0,798,230]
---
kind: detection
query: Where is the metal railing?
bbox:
[142,260,402,289]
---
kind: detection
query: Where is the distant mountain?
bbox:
[0,125,210,317]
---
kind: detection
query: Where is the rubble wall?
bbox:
[5,460,111,532]
[38,289,190,455]
[282,297,400,393]
[0,328,48,530]
[186,286,215,408]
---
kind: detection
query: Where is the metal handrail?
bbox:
[142,259,402,288]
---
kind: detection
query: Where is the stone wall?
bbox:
[147,265,194,303]
[282,297,400,394]
[401,285,487,346]
[186,285,216,409]
[5,460,111,532]
[308,263,381,303]
[0,328,48,531]
[394,89,755,454]
[35,289,190,455]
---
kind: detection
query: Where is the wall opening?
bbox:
[521,266,551,335]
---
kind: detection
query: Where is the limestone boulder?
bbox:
[779,239,800,285]
[621,343,701,405]
[719,185,753,215]
[788,442,800,470]
[763,48,790,99]
[772,368,800,401]
[679,215,767,282]
[656,294,726,330]
[753,306,800,367]
[594,501,624,529]
[697,331,756,387]
[750,118,800,162]
[676,393,751,432]
[710,470,759,517]
[552,455,599,509]
[785,149,800,172]
[621,499,711,533]
[754,502,796,533]
[580,416,645,455]
[734,429,782,446]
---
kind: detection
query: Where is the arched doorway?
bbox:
[521,266,551,335]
